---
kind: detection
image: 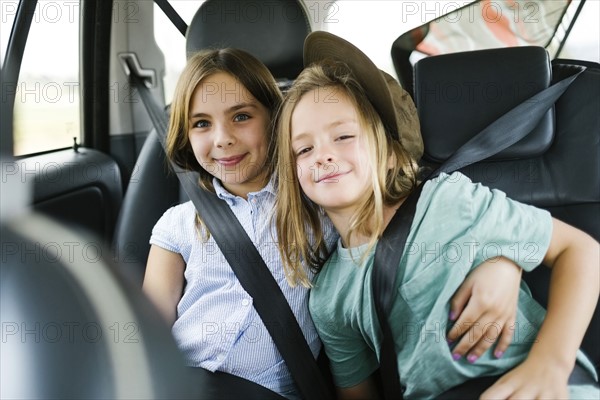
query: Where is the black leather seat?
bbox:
[412,46,600,375]
[1,213,198,399]
[112,0,311,286]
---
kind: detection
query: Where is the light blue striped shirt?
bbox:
[150,177,325,397]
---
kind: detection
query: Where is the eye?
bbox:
[192,119,210,129]
[296,146,312,157]
[336,134,354,141]
[233,113,250,122]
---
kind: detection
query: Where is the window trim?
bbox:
[1,0,37,158]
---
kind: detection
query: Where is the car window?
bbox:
[560,0,600,61]
[321,1,442,77]
[1,1,80,156]
[394,0,598,64]
[153,0,598,107]
[153,0,201,105]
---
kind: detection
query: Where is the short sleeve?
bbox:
[149,202,194,256]
[459,175,553,272]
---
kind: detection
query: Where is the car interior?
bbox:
[1,0,598,398]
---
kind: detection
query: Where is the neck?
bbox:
[222,171,270,200]
[326,209,368,248]
[325,198,406,248]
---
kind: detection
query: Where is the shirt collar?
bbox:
[212,175,276,205]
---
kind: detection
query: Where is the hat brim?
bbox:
[303,31,399,140]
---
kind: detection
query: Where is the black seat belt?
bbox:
[126,64,333,400]
[154,0,188,36]
[373,65,585,399]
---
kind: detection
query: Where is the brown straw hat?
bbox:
[304,31,423,160]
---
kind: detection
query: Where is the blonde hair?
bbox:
[275,61,419,287]
[167,48,283,192]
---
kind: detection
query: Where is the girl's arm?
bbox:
[481,218,600,399]
[142,245,186,326]
[447,257,522,362]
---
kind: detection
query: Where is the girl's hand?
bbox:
[480,355,570,400]
[447,257,521,362]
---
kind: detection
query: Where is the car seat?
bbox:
[186,0,309,87]
[411,46,600,375]
[112,0,311,286]
[1,212,198,399]
[2,16,181,395]
[1,68,195,399]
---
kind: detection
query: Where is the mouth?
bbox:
[214,153,247,167]
[317,171,349,183]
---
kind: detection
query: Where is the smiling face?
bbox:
[188,72,271,197]
[291,86,372,215]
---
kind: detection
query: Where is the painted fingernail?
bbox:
[467,354,478,363]
[494,350,504,359]
[449,311,457,321]
[452,353,461,361]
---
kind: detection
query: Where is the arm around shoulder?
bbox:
[142,245,186,326]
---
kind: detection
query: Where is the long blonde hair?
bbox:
[167,48,283,192]
[275,61,419,287]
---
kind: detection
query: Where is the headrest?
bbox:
[186,0,310,80]
[413,46,553,162]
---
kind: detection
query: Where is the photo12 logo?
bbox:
[2,321,139,344]
[400,1,540,24]
[1,1,139,24]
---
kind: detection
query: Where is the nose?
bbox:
[314,145,335,166]
[213,124,235,148]
[311,147,337,182]
[315,156,333,166]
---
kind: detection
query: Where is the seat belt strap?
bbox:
[372,65,585,399]
[434,68,585,176]
[154,0,188,36]
[126,63,333,400]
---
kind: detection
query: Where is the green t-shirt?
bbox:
[309,172,598,399]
